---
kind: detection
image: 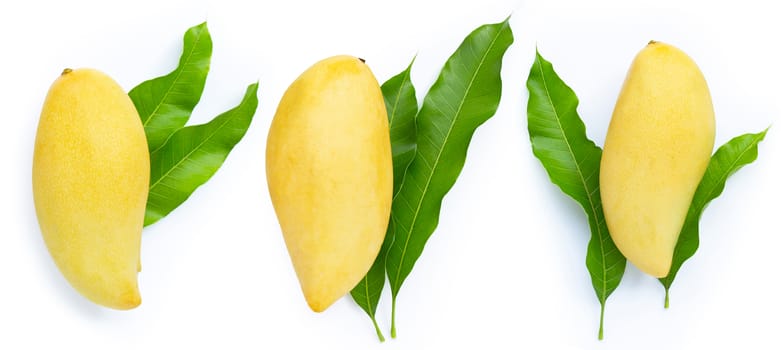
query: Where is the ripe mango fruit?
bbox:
[266,55,392,312]
[600,41,715,278]
[33,68,149,310]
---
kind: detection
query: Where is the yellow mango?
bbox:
[600,41,715,278]
[266,55,392,312]
[33,68,149,310]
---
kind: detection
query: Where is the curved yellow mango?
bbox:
[600,42,715,278]
[266,56,392,312]
[33,68,149,309]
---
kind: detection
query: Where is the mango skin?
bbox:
[600,42,715,278]
[33,68,149,310]
[266,56,392,312]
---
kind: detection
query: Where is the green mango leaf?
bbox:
[526,50,626,340]
[659,129,768,307]
[129,22,212,153]
[385,18,513,338]
[350,59,418,342]
[144,83,259,226]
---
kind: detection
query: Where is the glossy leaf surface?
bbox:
[144,83,259,226]
[526,50,626,340]
[660,129,768,306]
[385,18,513,337]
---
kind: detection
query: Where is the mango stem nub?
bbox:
[61,68,73,76]
[358,57,366,63]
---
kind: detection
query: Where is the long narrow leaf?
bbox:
[144,83,259,226]
[526,50,626,340]
[350,60,418,342]
[129,22,212,152]
[659,129,768,306]
[385,18,513,337]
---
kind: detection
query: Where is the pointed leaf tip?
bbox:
[129,21,213,153]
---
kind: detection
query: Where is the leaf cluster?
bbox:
[351,18,514,340]
[128,22,259,227]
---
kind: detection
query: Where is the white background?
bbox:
[1,0,779,349]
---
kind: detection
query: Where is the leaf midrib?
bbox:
[387,69,411,128]
[390,25,505,292]
[148,100,246,193]
[535,57,609,303]
[142,27,206,127]
[363,273,375,318]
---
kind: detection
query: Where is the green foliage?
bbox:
[526,50,625,340]
[128,23,259,226]
[660,129,768,307]
[144,84,258,226]
[129,22,212,152]
[385,18,513,337]
[350,60,418,342]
